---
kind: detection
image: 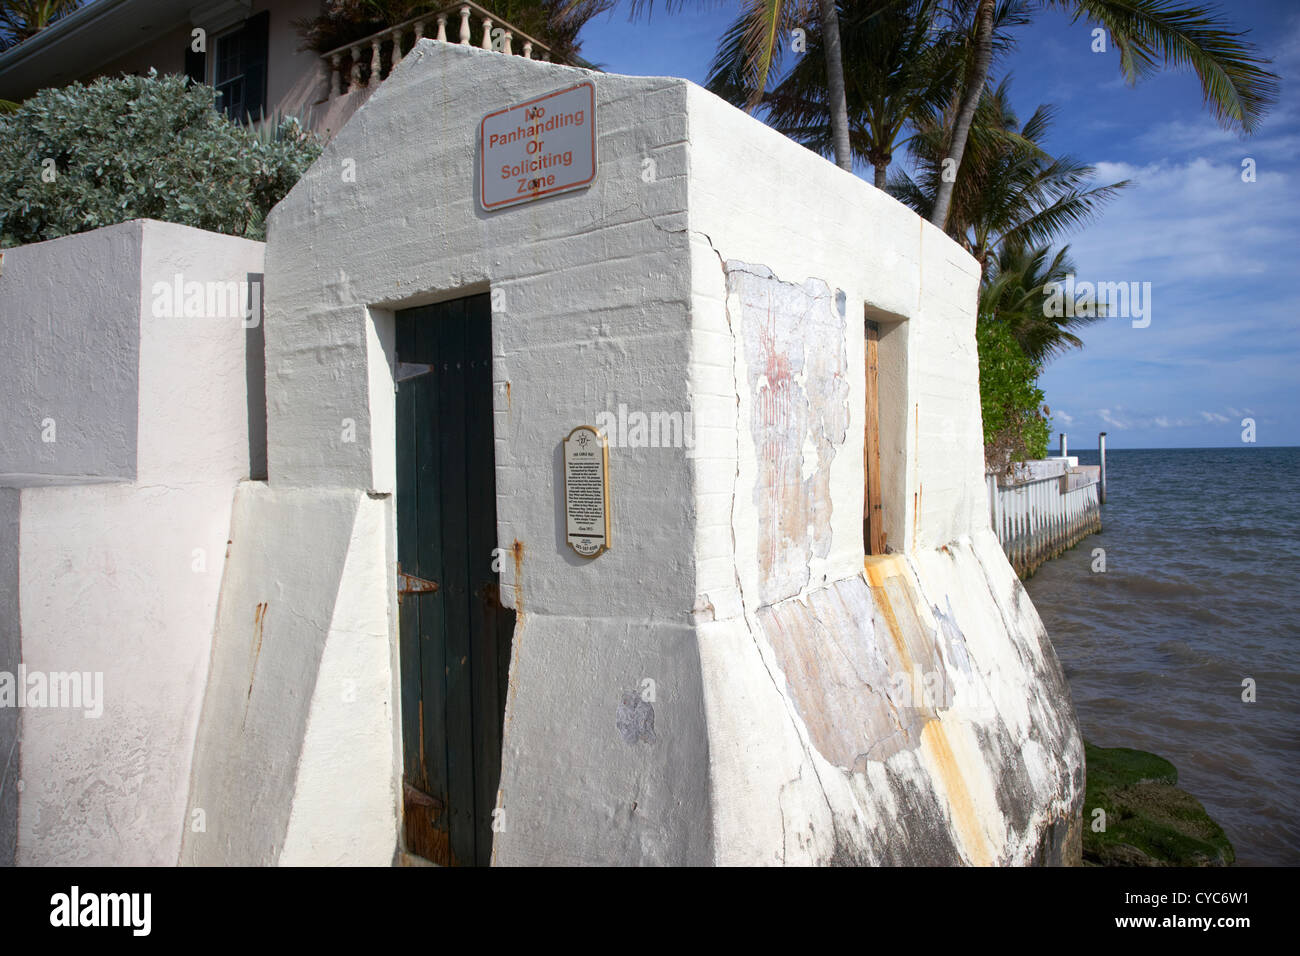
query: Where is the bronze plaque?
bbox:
[563,425,610,558]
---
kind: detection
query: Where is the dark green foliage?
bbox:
[0,71,322,247]
[977,318,1049,471]
[1083,742,1235,866]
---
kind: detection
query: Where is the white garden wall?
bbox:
[0,220,264,865]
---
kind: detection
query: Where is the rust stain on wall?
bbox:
[921,720,992,866]
[511,539,524,613]
[247,602,268,700]
[241,602,269,729]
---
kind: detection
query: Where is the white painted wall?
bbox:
[0,223,142,485]
[226,42,713,865]
[179,484,381,865]
[5,221,263,865]
[682,84,1079,863]
[0,488,18,864]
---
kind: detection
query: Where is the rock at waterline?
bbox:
[1083,742,1235,867]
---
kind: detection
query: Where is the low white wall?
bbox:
[0,223,143,485]
[8,221,263,865]
[0,488,18,864]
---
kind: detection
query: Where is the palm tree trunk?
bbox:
[929,0,994,228]
[874,163,887,189]
[817,0,852,172]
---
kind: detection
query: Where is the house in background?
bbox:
[0,0,562,135]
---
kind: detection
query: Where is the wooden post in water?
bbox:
[1060,433,1068,458]
[1098,431,1108,504]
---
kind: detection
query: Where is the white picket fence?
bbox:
[988,460,1102,578]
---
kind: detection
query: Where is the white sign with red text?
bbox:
[479,81,596,211]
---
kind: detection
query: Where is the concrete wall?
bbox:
[0,488,18,866]
[0,224,142,485]
[180,38,712,866]
[179,485,399,865]
[1,220,264,865]
[679,84,1080,864]
[180,40,1082,865]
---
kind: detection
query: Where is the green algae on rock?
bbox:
[1083,743,1235,866]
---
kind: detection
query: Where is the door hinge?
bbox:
[403,781,445,814]
[396,361,435,382]
[397,564,439,602]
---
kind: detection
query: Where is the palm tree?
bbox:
[0,0,81,50]
[929,0,1280,229]
[706,0,965,187]
[890,76,1129,275]
[628,0,854,171]
[980,241,1100,362]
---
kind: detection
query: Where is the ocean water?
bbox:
[1023,446,1300,866]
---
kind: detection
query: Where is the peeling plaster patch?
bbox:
[759,576,936,770]
[726,262,849,606]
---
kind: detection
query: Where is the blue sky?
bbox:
[578,1,1299,449]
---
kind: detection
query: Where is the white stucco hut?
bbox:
[2,40,1083,866]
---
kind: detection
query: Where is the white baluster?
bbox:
[349,45,361,92]
[390,28,402,75]
[414,20,424,43]
[435,14,446,42]
[482,18,493,50]
[502,32,512,55]
[368,38,381,86]
[522,41,533,59]
[459,6,471,44]
[330,53,341,98]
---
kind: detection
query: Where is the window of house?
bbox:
[211,11,269,123]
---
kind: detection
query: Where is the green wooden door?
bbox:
[395,293,514,867]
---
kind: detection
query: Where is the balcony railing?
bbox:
[321,2,554,100]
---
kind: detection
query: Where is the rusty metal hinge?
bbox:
[404,781,445,814]
[397,564,439,602]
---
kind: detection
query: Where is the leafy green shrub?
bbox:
[0,71,322,247]
[978,318,1050,472]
